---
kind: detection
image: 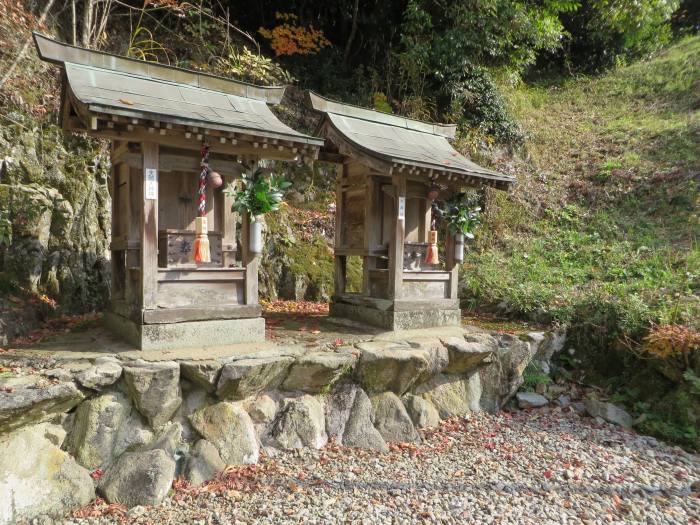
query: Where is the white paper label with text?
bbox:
[145,169,158,200]
[397,196,406,220]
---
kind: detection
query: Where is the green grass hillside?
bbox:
[465,35,699,329]
[462,35,700,447]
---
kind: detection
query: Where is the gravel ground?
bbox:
[62,409,699,525]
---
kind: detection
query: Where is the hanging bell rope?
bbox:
[193,144,211,263]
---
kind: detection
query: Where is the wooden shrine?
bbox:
[34,34,322,349]
[307,92,515,330]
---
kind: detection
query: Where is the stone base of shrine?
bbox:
[104,312,266,351]
[330,294,461,330]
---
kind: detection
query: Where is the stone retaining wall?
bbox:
[0,326,553,523]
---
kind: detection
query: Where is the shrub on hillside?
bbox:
[560,0,680,71]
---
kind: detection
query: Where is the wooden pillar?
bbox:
[108,143,118,296]
[388,173,406,299]
[420,198,432,243]
[334,163,347,296]
[217,174,237,267]
[445,232,459,300]
[241,210,259,305]
[362,174,379,295]
[140,142,159,310]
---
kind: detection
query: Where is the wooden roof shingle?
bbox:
[307,91,514,189]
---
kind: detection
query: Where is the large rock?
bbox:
[402,338,449,384]
[0,378,84,435]
[324,382,359,441]
[0,424,95,524]
[355,341,434,394]
[180,360,223,394]
[75,357,122,390]
[189,402,259,464]
[186,439,225,486]
[479,334,533,413]
[415,373,481,418]
[441,337,493,374]
[37,419,69,447]
[244,393,279,438]
[122,360,182,428]
[147,422,183,456]
[99,449,176,508]
[462,329,499,351]
[66,391,131,470]
[216,356,294,400]
[173,388,212,442]
[516,392,548,409]
[530,329,567,374]
[402,394,441,429]
[342,388,389,452]
[282,352,356,393]
[371,392,420,443]
[244,393,279,425]
[584,400,634,428]
[270,395,327,449]
[112,411,154,457]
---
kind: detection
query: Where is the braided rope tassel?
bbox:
[193,144,211,263]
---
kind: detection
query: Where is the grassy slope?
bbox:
[461,36,700,447]
[464,36,699,334]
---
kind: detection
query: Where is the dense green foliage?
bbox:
[557,0,681,71]
[438,195,481,238]
[225,168,292,219]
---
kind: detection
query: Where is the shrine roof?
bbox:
[307,92,515,189]
[33,33,323,147]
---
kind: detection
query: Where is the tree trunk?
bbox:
[81,0,93,47]
[71,0,77,45]
[342,0,360,67]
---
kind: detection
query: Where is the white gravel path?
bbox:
[62,410,699,525]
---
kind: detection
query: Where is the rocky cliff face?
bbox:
[0,121,111,314]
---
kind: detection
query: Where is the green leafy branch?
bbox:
[225,168,292,220]
[438,193,481,238]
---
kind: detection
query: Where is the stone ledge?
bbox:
[329,301,460,330]
[0,324,548,519]
[103,313,266,351]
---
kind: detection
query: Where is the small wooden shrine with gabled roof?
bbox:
[34,33,323,350]
[307,91,515,330]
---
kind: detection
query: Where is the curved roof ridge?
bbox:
[307,91,456,138]
[33,32,285,104]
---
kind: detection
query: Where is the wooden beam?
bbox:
[117,151,244,177]
[318,151,348,164]
[111,141,129,165]
[84,127,300,162]
[140,142,159,309]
